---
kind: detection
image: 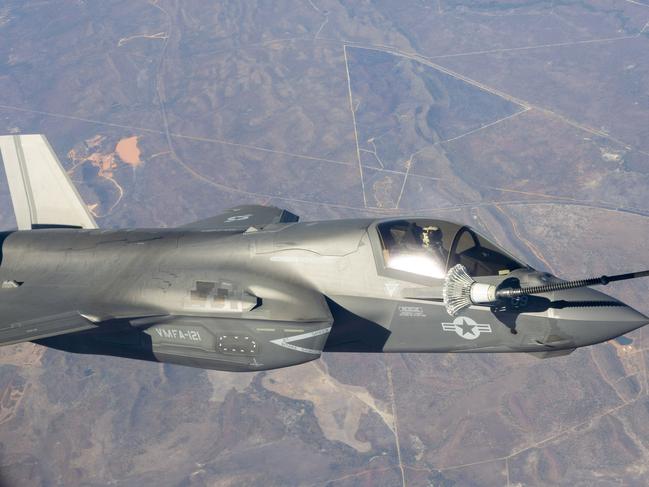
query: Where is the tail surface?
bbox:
[0,134,97,230]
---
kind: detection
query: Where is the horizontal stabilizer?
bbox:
[180,204,299,231]
[0,311,98,346]
[0,134,98,230]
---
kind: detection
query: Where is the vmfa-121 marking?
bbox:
[0,134,647,371]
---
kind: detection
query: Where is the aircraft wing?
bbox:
[0,311,98,347]
[180,204,299,231]
[0,134,98,230]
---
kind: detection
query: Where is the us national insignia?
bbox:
[442,316,492,340]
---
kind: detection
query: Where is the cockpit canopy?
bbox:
[376,219,525,279]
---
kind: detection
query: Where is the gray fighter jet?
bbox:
[0,134,647,371]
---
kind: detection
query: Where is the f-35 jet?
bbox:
[0,134,647,371]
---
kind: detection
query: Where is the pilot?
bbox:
[404,222,424,249]
[421,225,446,263]
[392,222,447,263]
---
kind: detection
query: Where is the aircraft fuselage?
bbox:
[0,218,645,371]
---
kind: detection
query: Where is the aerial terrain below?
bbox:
[1,1,649,486]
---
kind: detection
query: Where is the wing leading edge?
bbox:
[0,311,98,346]
[0,134,98,230]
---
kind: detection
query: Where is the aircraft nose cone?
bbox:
[605,303,649,331]
[551,287,649,345]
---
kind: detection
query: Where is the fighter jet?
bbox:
[0,134,647,371]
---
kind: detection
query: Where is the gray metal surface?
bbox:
[0,134,98,230]
[0,310,96,346]
[0,135,647,371]
[181,204,298,231]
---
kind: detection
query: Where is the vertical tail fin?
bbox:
[0,134,97,230]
